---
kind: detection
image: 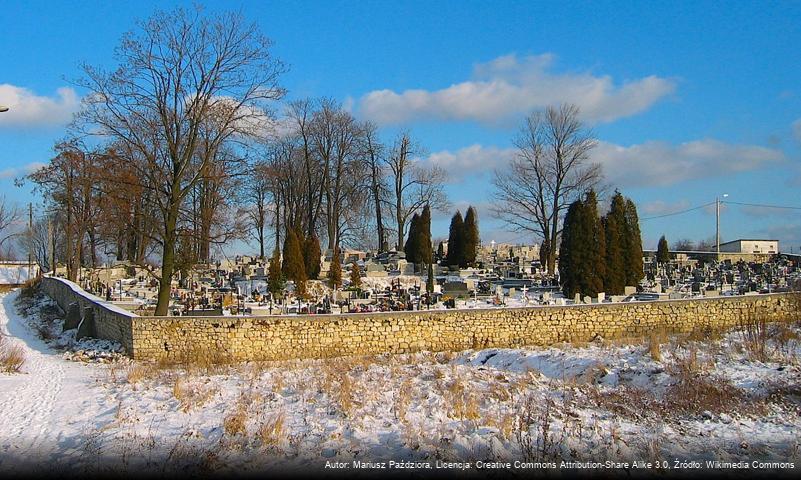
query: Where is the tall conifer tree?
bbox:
[404,213,420,264]
[657,236,670,264]
[559,200,582,298]
[583,190,604,296]
[327,247,342,289]
[303,235,322,280]
[267,246,284,297]
[604,192,627,294]
[281,228,307,283]
[463,206,479,267]
[624,199,644,286]
[446,211,465,268]
[418,205,433,265]
[350,262,362,288]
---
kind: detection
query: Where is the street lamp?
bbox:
[716,193,729,261]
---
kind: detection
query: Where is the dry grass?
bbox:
[444,372,480,422]
[648,330,667,362]
[172,376,217,412]
[739,317,771,363]
[223,406,248,437]
[125,363,160,384]
[258,412,286,448]
[320,361,357,417]
[0,335,25,373]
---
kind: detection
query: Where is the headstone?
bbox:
[596,292,605,303]
[574,293,581,304]
[624,286,637,295]
[76,308,96,340]
[703,289,720,297]
[583,295,592,304]
[541,292,552,302]
[64,302,81,330]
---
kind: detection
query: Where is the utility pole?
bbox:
[715,193,728,261]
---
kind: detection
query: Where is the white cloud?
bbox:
[593,139,785,188]
[424,138,784,189]
[424,144,516,181]
[0,162,47,180]
[0,84,80,127]
[357,53,676,126]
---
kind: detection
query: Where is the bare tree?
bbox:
[0,197,21,258]
[243,159,274,260]
[17,214,53,272]
[75,6,285,314]
[491,104,601,274]
[29,140,103,281]
[361,121,389,252]
[385,132,449,251]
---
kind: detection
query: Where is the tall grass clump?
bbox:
[0,335,26,373]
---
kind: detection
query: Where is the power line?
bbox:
[641,202,716,221]
[722,200,801,211]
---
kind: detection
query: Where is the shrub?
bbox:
[739,317,770,363]
[0,335,25,373]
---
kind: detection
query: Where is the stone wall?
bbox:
[131,293,800,363]
[40,277,135,353]
[40,276,799,362]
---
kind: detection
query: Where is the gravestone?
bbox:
[624,286,637,295]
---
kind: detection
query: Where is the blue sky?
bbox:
[2,0,801,255]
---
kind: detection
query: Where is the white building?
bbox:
[719,239,779,254]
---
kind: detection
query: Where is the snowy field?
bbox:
[1,286,800,477]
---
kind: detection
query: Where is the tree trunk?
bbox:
[155,203,179,316]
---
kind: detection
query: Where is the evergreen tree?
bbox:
[603,192,627,294]
[436,242,445,262]
[446,210,464,267]
[327,247,342,289]
[426,262,434,294]
[281,228,307,283]
[404,213,420,264]
[418,204,433,266]
[267,246,284,298]
[657,236,670,264]
[583,190,605,296]
[559,199,582,298]
[624,199,644,286]
[463,206,479,267]
[303,235,322,280]
[350,262,362,289]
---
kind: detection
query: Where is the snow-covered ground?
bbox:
[1,286,800,477]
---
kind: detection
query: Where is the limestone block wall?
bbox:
[38,276,799,362]
[131,293,799,363]
[40,277,135,353]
